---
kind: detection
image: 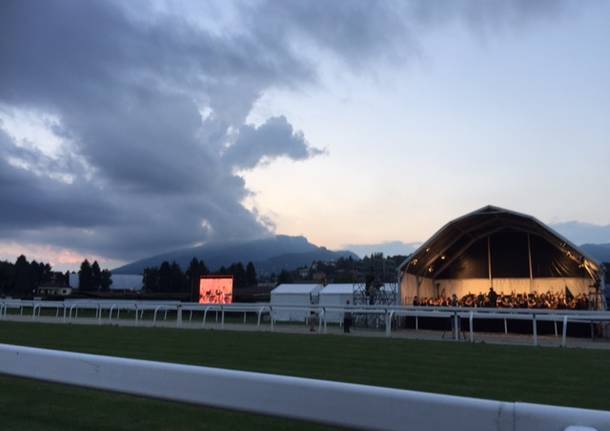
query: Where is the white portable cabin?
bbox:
[319,284,354,323]
[270,284,322,322]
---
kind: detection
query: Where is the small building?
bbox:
[319,284,354,323]
[270,283,322,322]
[36,284,72,297]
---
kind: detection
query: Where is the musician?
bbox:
[488,287,498,307]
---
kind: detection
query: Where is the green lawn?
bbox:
[0,321,609,430]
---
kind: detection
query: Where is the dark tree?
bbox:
[91,260,101,291]
[100,269,112,291]
[158,261,171,292]
[186,258,209,301]
[14,255,32,296]
[0,260,16,294]
[246,262,257,287]
[229,262,246,289]
[169,261,186,292]
[277,269,293,284]
[143,267,159,292]
[79,259,93,291]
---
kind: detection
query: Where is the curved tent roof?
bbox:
[400,205,602,282]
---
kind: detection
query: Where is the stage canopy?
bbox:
[399,206,604,305]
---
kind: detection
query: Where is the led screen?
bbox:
[199,276,233,304]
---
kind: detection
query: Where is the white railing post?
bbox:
[257,307,263,327]
[202,306,210,327]
[469,311,474,343]
[153,306,160,326]
[317,307,324,334]
[176,305,182,328]
[385,310,394,338]
[532,313,538,346]
[561,316,568,348]
[270,306,274,331]
[323,307,327,333]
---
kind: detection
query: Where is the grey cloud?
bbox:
[223,116,324,171]
[0,129,119,232]
[0,0,572,261]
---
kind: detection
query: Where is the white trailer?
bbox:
[270,284,322,322]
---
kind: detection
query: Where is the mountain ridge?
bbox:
[580,243,610,264]
[113,235,358,275]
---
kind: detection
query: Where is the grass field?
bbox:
[1,321,609,430]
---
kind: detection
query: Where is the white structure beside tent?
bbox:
[319,284,354,323]
[270,284,322,322]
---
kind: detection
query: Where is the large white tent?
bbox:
[399,205,605,308]
[270,284,322,322]
[319,284,354,323]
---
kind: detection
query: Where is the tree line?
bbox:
[142,258,258,299]
[274,253,408,284]
[78,259,112,291]
[0,255,58,297]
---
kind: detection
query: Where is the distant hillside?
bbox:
[580,243,610,264]
[113,235,358,275]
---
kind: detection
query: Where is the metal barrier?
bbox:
[0,343,608,431]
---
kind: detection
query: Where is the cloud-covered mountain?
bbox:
[113,235,357,275]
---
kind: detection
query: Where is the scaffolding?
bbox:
[352,280,399,328]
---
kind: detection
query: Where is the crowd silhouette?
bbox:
[413,287,590,310]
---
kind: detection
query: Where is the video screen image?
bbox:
[199,276,233,304]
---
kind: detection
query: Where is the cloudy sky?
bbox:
[1,0,609,269]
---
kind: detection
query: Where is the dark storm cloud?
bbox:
[223,116,325,171]
[0,0,312,260]
[0,0,571,260]
[0,129,118,232]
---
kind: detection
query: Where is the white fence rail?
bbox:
[2,299,610,346]
[0,343,608,431]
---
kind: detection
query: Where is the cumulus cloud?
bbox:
[0,0,571,262]
[223,116,325,171]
